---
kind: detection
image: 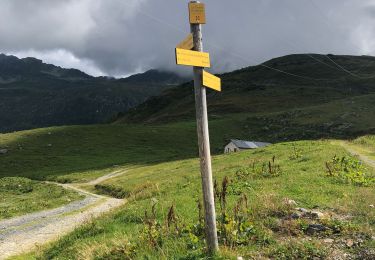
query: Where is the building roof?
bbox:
[230,139,271,149]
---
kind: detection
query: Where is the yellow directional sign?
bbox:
[203,71,221,92]
[175,48,210,68]
[177,34,194,50]
[189,2,206,24]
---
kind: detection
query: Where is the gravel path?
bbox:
[338,141,375,169]
[87,169,128,186]
[0,171,127,259]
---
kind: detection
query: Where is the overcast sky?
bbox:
[1,0,375,77]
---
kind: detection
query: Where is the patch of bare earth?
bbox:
[272,202,375,259]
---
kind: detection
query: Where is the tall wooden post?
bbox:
[190,1,219,253]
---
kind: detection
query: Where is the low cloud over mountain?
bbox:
[1,0,375,76]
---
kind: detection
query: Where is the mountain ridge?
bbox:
[117,53,375,141]
[0,53,188,133]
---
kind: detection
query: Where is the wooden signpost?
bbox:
[175,1,220,253]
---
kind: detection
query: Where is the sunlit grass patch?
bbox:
[0,177,83,220]
[24,140,375,259]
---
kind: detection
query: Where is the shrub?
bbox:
[325,155,374,186]
[214,177,273,248]
[135,176,273,257]
[289,145,304,160]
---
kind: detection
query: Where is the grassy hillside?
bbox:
[0,119,247,183]
[117,93,375,144]
[0,54,187,133]
[2,53,375,258]
[16,137,375,259]
[0,177,83,220]
[0,123,373,258]
[120,54,375,141]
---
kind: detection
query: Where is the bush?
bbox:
[325,155,374,186]
[289,145,304,160]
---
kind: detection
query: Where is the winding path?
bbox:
[0,169,128,259]
[336,141,375,169]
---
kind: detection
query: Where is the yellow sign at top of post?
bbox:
[203,71,221,92]
[189,2,206,24]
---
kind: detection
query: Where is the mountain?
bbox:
[119,69,185,84]
[0,54,91,82]
[118,54,375,141]
[0,54,188,133]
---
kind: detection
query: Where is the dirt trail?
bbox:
[87,169,128,186]
[337,141,375,169]
[0,170,128,260]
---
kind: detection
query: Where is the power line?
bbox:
[127,2,186,35]
[204,41,332,81]
[324,55,360,78]
[227,7,342,73]
[354,58,375,74]
[122,2,333,81]
[274,36,343,71]
[123,1,373,82]
[306,0,375,79]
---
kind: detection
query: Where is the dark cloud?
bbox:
[0,0,374,77]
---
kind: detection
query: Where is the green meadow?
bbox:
[1,119,373,259]
[17,138,375,259]
[0,177,83,220]
[0,119,242,221]
[1,58,375,257]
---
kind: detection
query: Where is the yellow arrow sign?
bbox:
[175,48,210,68]
[189,2,206,24]
[203,71,221,92]
[177,33,194,50]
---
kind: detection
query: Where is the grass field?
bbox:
[2,53,375,258]
[12,137,374,259]
[0,118,247,183]
[1,114,375,258]
[2,94,374,183]
[0,177,83,220]
[0,119,242,219]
